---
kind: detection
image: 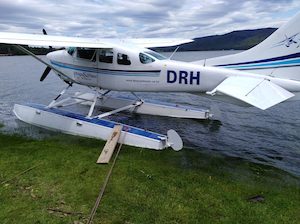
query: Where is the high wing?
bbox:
[0,32,193,48]
[0,32,111,48]
[207,76,294,110]
[127,38,193,48]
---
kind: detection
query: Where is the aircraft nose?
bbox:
[46,49,65,62]
[46,51,55,61]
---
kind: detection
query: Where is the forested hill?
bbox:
[156,28,277,51]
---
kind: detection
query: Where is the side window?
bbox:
[117,53,131,65]
[139,53,155,64]
[99,49,113,63]
[77,48,96,61]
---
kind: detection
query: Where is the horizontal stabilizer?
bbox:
[207,76,294,110]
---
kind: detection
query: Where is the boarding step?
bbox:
[97,125,122,164]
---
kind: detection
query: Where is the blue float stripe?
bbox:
[27,103,164,141]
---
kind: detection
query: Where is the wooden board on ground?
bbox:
[97,125,122,164]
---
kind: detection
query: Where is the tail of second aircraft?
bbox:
[193,12,300,81]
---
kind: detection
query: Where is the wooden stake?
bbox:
[97,125,122,164]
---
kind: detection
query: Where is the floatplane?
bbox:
[0,12,300,151]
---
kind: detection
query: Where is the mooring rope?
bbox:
[87,127,127,224]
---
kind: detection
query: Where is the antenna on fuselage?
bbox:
[168,46,180,60]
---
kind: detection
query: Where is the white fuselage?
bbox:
[47,48,300,95]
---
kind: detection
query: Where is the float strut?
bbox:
[47,84,72,108]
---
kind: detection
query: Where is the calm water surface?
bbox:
[0,51,300,177]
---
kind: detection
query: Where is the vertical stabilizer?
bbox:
[193,12,300,80]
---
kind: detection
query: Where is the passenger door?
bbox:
[73,48,98,86]
[97,48,115,86]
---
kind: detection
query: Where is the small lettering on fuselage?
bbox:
[167,70,200,85]
[74,71,96,81]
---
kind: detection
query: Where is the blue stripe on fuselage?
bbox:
[216,52,300,70]
[221,58,300,70]
[217,52,300,67]
[51,60,161,77]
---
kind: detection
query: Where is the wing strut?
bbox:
[13,45,70,81]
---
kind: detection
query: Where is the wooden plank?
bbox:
[97,125,122,164]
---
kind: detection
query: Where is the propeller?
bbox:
[40,28,53,82]
[40,28,70,85]
[40,66,52,82]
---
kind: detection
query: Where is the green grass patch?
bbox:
[0,132,299,224]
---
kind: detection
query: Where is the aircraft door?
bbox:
[97,49,114,86]
[73,48,98,86]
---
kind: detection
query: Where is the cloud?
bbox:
[0,0,299,38]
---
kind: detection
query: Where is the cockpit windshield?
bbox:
[144,50,167,60]
[139,53,154,64]
[67,47,75,56]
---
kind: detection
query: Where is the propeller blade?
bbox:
[42,29,47,35]
[40,66,51,82]
[42,28,52,49]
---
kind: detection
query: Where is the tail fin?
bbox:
[194,12,300,80]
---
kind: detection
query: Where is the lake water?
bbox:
[0,51,300,177]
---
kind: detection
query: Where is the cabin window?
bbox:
[117,53,131,65]
[139,53,155,64]
[145,50,166,60]
[99,49,113,63]
[67,47,75,56]
[77,48,96,61]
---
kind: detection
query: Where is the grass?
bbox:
[0,132,299,224]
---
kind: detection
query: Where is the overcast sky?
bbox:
[0,0,300,39]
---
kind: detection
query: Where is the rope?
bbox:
[87,127,127,224]
[1,164,41,185]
